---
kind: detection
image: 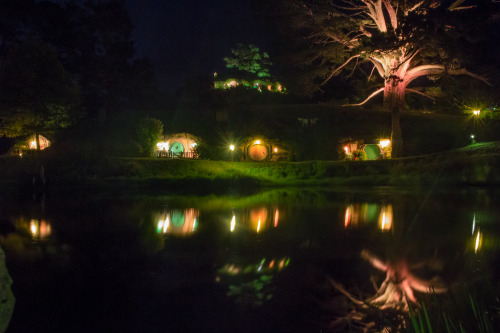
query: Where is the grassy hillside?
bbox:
[1,141,499,192]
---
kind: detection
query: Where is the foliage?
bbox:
[351,150,367,161]
[224,44,272,78]
[136,117,163,157]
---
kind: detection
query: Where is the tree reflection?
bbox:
[330,201,450,330]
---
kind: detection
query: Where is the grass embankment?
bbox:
[1,142,499,191]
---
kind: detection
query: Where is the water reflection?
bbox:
[155,208,199,236]
[0,188,498,332]
[227,207,280,233]
[344,203,393,231]
[217,257,291,307]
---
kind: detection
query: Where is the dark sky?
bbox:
[124,0,270,94]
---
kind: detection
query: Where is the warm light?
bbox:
[274,209,279,227]
[378,205,393,231]
[274,147,278,153]
[471,134,475,139]
[475,230,482,253]
[473,110,480,116]
[191,142,197,147]
[230,215,236,232]
[257,218,261,233]
[267,85,272,90]
[345,206,351,227]
[254,140,261,145]
[269,260,275,269]
[229,144,235,151]
[30,220,37,236]
[344,146,349,154]
[379,139,391,148]
[164,216,170,233]
[157,142,169,151]
[30,140,37,149]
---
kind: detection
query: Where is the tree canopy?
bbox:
[0,40,82,147]
[223,44,273,78]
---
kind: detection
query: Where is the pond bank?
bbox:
[1,141,499,192]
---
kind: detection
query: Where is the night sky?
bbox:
[124,0,269,93]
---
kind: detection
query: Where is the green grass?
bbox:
[1,141,500,191]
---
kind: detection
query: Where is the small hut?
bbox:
[156,133,199,159]
[241,137,289,162]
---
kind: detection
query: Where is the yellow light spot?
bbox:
[274,147,278,153]
[257,218,261,233]
[30,140,37,149]
[230,215,236,232]
[379,139,391,148]
[254,140,261,145]
[229,144,235,151]
[473,110,480,116]
[30,220,38,236]
[164,216,170,233]
[475,230,481,253]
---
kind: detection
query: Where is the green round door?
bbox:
[364,144,381,160]
[171,211,185,227]
[170,142,184,156]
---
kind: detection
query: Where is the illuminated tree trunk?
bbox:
[383,77,405,158]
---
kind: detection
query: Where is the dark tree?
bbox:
[0,40,82,149]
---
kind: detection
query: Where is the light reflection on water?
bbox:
[0,188,499,332]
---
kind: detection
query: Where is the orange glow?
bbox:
[250,207,268,232]
[473,110,480,116]
[29,219,52,239]
[344,146,349,154]
[156,209,199,236]
[254,140,261,145]
[269,260,275,269]
[379,205,393,231]
[345,206,351,227]
[267,85,272,90]
[30,140,37,149]
[274,147,278,153]
[274,209,279,227]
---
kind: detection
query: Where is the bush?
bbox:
[351,149,367,161]
[136,116,163,157]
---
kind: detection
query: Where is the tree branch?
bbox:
[406,64,491,86]
[343,87,385,106]
[406,88,436,101]
[322,54,361,85]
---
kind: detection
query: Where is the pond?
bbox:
[0,187,499,332]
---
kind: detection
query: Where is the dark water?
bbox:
[0,187,499,332]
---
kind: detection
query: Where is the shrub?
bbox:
[136,116,163,157]
[351,149,367,161]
